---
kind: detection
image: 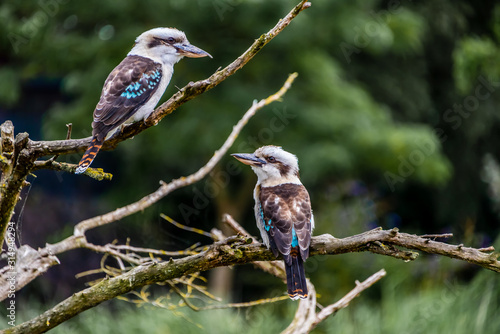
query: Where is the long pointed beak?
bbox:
[231,153,266,166]
[174,43,212,58]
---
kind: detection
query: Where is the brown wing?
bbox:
[91,55,162,141]
[259,183,312,262]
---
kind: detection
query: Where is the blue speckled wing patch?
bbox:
[259,203,273,232]
[120,70,161,99]
[91,55,163,141]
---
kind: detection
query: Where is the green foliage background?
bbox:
[1,0,500,332]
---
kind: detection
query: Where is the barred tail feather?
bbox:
[285,248,308,300]
[75,137,103,174]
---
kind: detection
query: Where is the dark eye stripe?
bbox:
[149,37,179,48]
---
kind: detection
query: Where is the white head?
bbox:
[232,146,302,187]
[128,27,211,66]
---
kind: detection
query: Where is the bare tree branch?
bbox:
[314,270,386,325]
[17,221,500,334]
[0,120,17,247]
[281,270,387,334]
[0,245,59,299]
[312,228,500,273]
[222,214,500,332]
[108,243,199,257]
[5,223,500,333]
[1,0,310,306]
[32,159,112,181]
[5,236,273,334]
[25,0,312,160]
[0,123,34,248]
[1,1,499,332]
[0,73,299,301]
[2,222,499,304]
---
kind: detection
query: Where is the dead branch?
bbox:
[1,1,499,332]
[3,207,499,333]
[311,228,500,273]
[32,159,112,181]
[0,123,34,248]
[14,223,500,334]
[25,0,311,160]
[5,236,274,334]
[0,245,59,298]
[0,73,299,301]
[2,224,499,304]
[281,270,387,334]
[0,0,310,252]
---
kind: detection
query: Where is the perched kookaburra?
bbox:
[232,146,314,300]
[75,27,211,174]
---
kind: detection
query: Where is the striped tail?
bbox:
[75,137,103,174]
[285,247,308,300]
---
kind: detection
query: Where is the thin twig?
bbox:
[161,214,213,238]
[82,242,143,265]
[32,160,112,181]
[311,269,386,329]
[199,295,290,310]
[109,244,199,257]
[65,123,72,140]
[281,269,386,334]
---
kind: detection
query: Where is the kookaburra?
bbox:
[232,146,314,300]
[75,27,211,174]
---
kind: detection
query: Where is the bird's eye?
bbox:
[166,37,176,44]
[267,156,276,163]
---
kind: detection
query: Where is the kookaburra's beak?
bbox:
[175,42,212,58]
[231,153,266,166]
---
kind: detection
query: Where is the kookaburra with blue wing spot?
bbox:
[232,146,314,300]
[76,27,211,174]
